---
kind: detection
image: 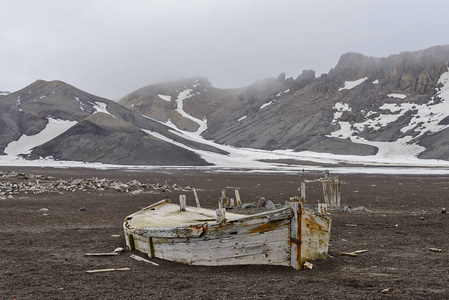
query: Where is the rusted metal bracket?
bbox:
[290,238,301,245]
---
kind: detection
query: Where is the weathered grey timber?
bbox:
[123,187,333,269]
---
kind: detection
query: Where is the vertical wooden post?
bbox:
[216,208,226,223]
[219,197,227,209]
[179,195,186,211]
[318,203,328,215]
[230,198,235,208]
[148,237,155,258]
[235,189,242,208]
[193,188,201,208]
[300,181,306,203]
[336,176,341,207]
[331,178,337,207]
[221,189,228,208]
[322,180,329,205]
[127,234,135,250]
[289,202,301,270]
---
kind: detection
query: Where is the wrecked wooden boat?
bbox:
[123,182,334,269]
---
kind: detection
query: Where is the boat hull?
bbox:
[124,200,331,269]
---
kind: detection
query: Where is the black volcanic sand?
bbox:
[1,167,448,299]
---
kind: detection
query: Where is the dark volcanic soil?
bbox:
[1,167,448,299]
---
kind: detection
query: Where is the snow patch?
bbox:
[158,94,172,102]
[238,116,247,122]
[4,118,77,155]
[260,101,273,109]
[92,102,114,117]
[388,93,407,99]
[372,79,379,84]
[338,77,368,91]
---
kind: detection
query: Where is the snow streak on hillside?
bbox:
[141,109,449,173]
[4,118,77,156]
[175,89,207,135]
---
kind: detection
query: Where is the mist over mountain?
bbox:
[2,45,449,166]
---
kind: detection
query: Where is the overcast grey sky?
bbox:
[1,0,448,99]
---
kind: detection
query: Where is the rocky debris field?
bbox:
[0,171,197,199]
[1,167,448,299]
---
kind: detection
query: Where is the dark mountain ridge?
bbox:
[2,45,449,165]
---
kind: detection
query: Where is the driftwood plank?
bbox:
[130,254,159,266]
[85,253,119,256]
[86,268,130,273]
[235,189,242,207]
[193,188,201,208]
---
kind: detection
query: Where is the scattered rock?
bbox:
[442,208,446,214]
[380,288,391,294]
[113,247,124,254]
[303,261,313,269]
[79,207,87,211]
[39,208,49,211]
[0,171,199,197]
[265,200,276,209]
[257,197,266,207]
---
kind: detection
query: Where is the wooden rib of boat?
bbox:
[123,193,332,269]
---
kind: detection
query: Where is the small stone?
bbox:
[265,200,276,209]
[381,288,391,294]
[257,197,266,207]
[303,261,313,269]
[79,206,87,211]
[442,208,446,214]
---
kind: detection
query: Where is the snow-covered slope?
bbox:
[3,46,449,173]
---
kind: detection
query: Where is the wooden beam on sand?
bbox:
[130,254,159,266]
[86,268,130,273]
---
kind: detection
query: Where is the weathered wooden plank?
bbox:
[134,226,204,238]
[86,268,130,273]
[130,254,159,266]
[193,188,201,208]
[125,203,246,229]
[336,176,341,207]
[289,202,301,270]
[85,252,119,256]
[322,181,329,206]
[153,232,290,266]
[235,189,242,208]
[216,208,226,223]
[152,226,290,252]
[300,207,332,263]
